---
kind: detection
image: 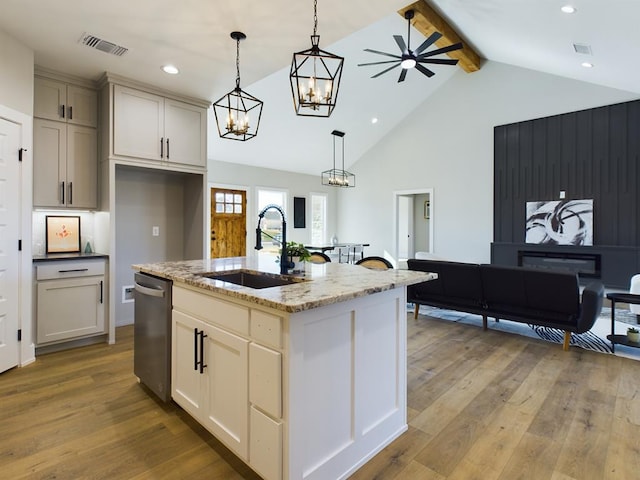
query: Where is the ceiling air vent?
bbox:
[79,33,128,56]
[573,43,592,55]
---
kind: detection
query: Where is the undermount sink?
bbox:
[201,270,307,289]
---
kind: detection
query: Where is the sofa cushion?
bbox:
[480,264,527,309]
[407,259,483,309]
[523,269,580,316]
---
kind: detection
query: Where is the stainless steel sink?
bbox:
[201,270,307,289]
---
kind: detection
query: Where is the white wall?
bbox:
[337,61,639,263]
[208,159,339,246]
[0,28,34,115]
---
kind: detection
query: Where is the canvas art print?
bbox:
[46,216,81,253]
[525,199,593,245]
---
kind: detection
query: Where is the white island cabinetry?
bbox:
[170,277,408,480]
[135,259,433,480]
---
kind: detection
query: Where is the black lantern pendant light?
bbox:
[213,32,263,141]
[322,130,355,187]
[289,0,344,117]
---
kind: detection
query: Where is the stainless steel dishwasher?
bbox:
[133,272,172,402]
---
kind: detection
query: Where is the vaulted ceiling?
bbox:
[2,0,639,174]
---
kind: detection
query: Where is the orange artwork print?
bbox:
[46,216,81,253]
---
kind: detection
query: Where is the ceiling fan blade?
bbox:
[415,64,435,78]
[393,35,408,54]
[371,62,401,79]
[363,48,401,60]
[398,68,408,83]
[414,32,442,55]
[417,58,460,66]
[418,42,464,59]
[358,59,405,67]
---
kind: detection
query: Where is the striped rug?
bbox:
[413,305,640,361]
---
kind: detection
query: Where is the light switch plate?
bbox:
[152,226,159,236]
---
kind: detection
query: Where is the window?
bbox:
[257,189,287,255]
[311,193,327,245]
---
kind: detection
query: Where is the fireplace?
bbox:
[518,250,601,278]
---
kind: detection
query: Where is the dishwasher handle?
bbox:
[134,282,165,298]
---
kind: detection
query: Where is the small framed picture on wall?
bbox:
[46,215,81,253]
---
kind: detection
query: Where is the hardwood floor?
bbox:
[1,316,639,479]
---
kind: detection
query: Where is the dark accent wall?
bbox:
[492,99,640,288]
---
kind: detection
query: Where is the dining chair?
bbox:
[338,246,351,263]
[355,256,393,270]
[308,252,331,263]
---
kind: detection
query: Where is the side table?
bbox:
[605,292,640,352]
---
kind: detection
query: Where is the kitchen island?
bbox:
[133,257,435,480]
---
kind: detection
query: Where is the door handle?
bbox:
[166,138,170,159]
[69,106,73,120]
[68,182,73,205]
[99,280,103,304]
[61,105,65,119]
[160,137,164,158]
[61,181,65,204]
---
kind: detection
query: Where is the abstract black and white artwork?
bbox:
[525,199,593,245]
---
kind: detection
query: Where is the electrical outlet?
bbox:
[559,190,566,199]
[122,285,135,303]
[152,226,160,236]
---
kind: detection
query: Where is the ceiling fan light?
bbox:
[401,58,416,69]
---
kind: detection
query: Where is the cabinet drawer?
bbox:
[173,286,249,335]
[250,406,282,480]
[250,310,282,348]
[249,343,282,419]
[36,259,105,280]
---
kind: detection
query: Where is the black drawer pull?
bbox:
[58,268,89,273]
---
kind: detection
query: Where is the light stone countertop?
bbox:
[133,256,436,313]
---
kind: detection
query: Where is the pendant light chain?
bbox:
[313,0,318,36]
[235,36,241,89]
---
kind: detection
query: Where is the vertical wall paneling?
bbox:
[492,99,640,287]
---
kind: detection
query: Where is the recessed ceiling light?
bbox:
[371,117,378,124]
[162,65,179,75]
[581,62,594,68]
[561,5,576,14]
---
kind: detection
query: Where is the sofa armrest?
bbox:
[576,282,604,333]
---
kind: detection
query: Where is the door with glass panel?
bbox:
[210,188,247,258]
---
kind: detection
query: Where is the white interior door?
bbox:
[0,118,20,373]
[397,196,412,259]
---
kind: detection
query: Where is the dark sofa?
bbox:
[407,259,604,351]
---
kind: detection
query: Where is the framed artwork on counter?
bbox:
[46,215,81,253]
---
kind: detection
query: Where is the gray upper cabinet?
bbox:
[34,77,98,128]
[112,85,206,168]
[33,73,98,209]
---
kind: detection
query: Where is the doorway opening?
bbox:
[394,188,434,261]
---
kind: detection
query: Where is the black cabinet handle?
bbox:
[160,137,164,158]
[69,106,73,120]
[199,330,207,374]
[68,182,73,205]
[61,105,65,119]
[166,138,170,159]
[99,280,103,304]
[61,181,65,204]
[58,268,89,273]
[193,328,198,371]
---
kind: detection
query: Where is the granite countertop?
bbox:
[33,252,109,262]
[133,256,436,313]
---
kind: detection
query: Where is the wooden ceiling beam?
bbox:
[398,1,482,73]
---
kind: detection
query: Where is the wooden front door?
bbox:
[210,188,247,258]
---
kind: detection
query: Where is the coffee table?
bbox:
[605,292,640,352]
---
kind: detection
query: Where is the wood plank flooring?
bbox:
[1,315,639,479]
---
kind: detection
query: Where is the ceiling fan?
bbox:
[358,9,463,82]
